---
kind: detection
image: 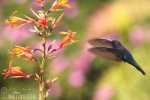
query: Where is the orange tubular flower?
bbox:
[48,0,71,12]
[50,13,64,31]
[59,30,78,49]
[37,0,45,7]
[1,60,31,79]
[25,9,55,27]
[9,46,36,61]
[5,11,31,29]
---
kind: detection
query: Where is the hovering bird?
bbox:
[88,38,146,75]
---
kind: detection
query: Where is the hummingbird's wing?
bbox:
[89,47,122,61]
[88,38,113,48]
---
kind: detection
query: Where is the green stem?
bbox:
[42,59,45,69]
[39,83,43,100]
[39,36,47,100]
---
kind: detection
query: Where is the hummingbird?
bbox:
[88,38,146,76]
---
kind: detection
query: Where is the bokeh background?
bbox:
[0,0,150,100]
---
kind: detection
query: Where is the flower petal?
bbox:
[50,13,64,31]
[37,0,45,6]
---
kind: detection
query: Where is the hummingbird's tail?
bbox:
[134,65,146,76]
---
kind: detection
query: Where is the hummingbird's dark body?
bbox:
[88,38,146,75]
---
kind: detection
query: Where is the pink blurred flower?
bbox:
[64,0,78,18]
[49,83,62,98]
[69,44,94,88]
[102,32,121,41]
[3,26,33,43]
[29,0,43,11]
[73,55,91,73]
[93,84,115,100]
[68,70,85,88]
[49,55,69,74]
[129,26,144,46]
[73,44,94,74]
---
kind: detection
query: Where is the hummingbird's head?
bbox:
[111,40,122,48]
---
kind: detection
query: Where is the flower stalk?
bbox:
[2,0,78,100]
